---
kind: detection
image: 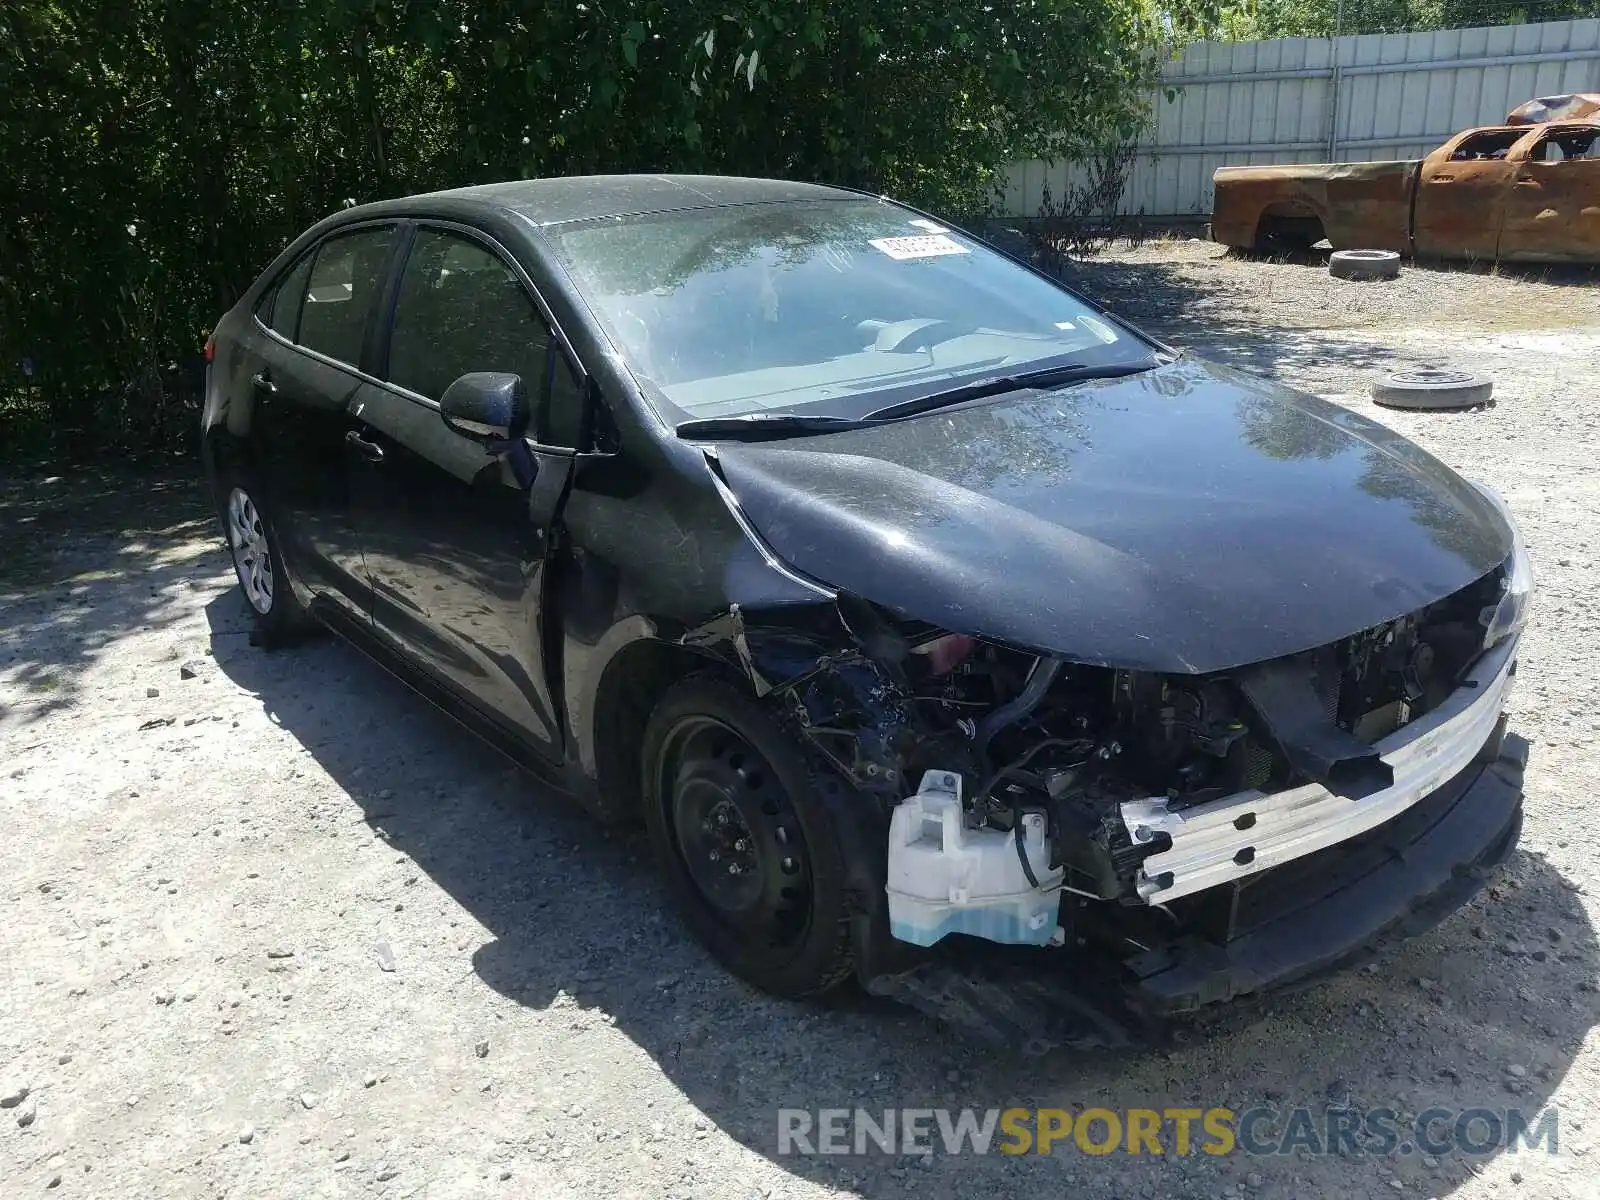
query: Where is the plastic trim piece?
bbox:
[1121,633,1519,904]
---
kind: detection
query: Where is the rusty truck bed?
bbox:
[1212,112,1600,265]
[1212,160,1416,254]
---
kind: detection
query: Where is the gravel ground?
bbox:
[4,244,1600,1199]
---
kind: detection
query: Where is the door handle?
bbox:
[1515,175,1539,186]
[251,372,277,396]
[345,429,385,463]
[1430,174,1454,182]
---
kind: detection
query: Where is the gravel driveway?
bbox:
[3,245,1599,1199]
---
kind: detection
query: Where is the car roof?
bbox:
[1524,120,1600,134]
[1458,121,1600,138]
[340,174,862,228]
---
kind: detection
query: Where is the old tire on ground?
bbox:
[1329,249,1401,281]
[1371,368,1494,410]
[641,673,859,998]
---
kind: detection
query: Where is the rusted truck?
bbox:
[1212,96,1600,264]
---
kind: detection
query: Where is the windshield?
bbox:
[546,198,1150,424]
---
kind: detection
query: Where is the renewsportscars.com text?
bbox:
[777,1106,1558,1158]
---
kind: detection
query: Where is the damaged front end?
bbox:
[688,511,1530,1048]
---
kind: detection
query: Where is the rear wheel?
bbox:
[642,674,858,997]
[217,471,309,644]
[1253,210,1327,257]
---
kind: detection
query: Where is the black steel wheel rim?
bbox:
[660,716,814,950]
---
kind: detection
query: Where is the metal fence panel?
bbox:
[1001,17,1600,219]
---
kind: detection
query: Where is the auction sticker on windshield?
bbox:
[869,234,970,260]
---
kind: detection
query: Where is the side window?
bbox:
[1532,129,1599,162]
[388,230,556,419]
[545,353,586,449]
[1449,130,1523,161]
[297,227,394,366]
[267,253,314,339]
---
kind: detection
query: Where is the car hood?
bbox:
[708,358,1512,673]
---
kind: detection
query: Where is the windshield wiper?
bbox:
[674,356,1169,440]
[674,412,873,440]
[860,357,1164,423]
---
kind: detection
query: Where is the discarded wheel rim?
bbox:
[1329,249,1401,281]
[1370,368,1493,410]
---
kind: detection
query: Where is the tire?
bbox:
[1329,249,1401,281]
[642,673,860,998]
[1370,368,1494,410]
[215,469,310,645]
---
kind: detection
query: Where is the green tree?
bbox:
[0,0,1163,459]
[1203,0,1600,40]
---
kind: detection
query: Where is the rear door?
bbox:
[350,223,586,755]
[1499,125,1600,263]
[1413,129,1522,261]
[245,223,399,614]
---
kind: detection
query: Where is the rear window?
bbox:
[295,227,395,367]
[264,254,314,340]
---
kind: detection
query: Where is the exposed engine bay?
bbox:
[783,563,1514,951]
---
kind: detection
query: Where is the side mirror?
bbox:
[440,372,529,442]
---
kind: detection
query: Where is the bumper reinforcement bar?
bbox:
[1120,636,1518,904]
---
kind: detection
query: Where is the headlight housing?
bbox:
[1472,482,1533,650]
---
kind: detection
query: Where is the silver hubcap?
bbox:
[226,486,274,615]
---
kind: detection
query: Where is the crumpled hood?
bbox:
[709,358,1511,673]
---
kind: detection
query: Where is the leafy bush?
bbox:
[0,1,1160,459]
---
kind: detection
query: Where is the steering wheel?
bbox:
[871,318,971,353]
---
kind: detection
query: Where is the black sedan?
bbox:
[201,175,1531,1044]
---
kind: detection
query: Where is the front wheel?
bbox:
[642,674,860,998]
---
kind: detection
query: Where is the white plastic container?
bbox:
[885,770,1063,947]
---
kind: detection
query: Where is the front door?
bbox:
[350,225,583,755]
[1499,125,1600,263]
[244,224,398,615]
[1413,129,1522,262]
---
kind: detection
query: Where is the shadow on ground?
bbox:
[1059,252,1600,395]
[1058,256,1433,386]
[208,592,1598,1199]
[0,465,215,723]
[0,463,210,590]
